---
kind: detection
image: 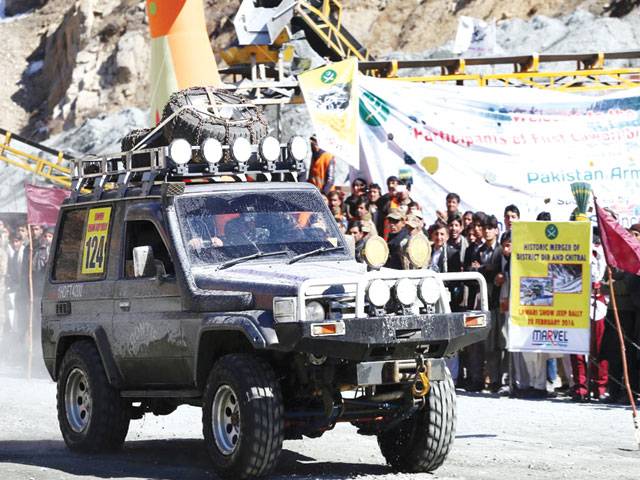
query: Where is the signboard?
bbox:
[508,221,591,354]
[299,58,360,168]
[81,207,112,275]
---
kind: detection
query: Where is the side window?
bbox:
[53,206,113,282]
[123,220,175,278]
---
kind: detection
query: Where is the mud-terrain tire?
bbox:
[162,87,268,148]
[57,340,130,452]
[120,128,166,152]
[120,128,168,168]
[377,367,456,473]
[202,354,284,479]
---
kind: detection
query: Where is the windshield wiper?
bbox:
[287,245,344,265]
[217,250,289,270]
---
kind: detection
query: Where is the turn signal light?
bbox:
[464,314,487,328]
[310,322,345,337]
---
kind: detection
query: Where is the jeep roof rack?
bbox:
[69,112,308,203]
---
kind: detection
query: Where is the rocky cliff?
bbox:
[0,0,634,141]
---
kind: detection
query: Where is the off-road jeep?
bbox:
[42,114,490,479]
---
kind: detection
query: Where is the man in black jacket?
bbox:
[473,215,505,392]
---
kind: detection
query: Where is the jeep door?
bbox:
[44,205,117,374]
[111,203,190,387]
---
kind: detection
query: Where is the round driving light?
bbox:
[168,138,192,165]
[305,301,325,321]
[288,135,308,161]
[201,138,223,164]
[259,136,281,162]
[395,278,418,306]
[231,137,252,163]
[362,236,389,269]
[419,277,441,305]
[367,279,391,307]
[406,234,431,268]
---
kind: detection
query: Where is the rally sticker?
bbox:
[81,207,111,275]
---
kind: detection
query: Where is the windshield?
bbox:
[175,190,346,267]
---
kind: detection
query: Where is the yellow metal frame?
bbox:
[296,0,371,61]
[368,52,640,92]
[388,68,640,91]
[0,130,72,188]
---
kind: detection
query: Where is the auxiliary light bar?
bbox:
[70,134,308,194]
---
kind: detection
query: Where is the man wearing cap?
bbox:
[401,215,431,270]
[308,136,335,194]
[385,209,409,270]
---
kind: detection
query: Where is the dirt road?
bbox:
[0,375,638,480]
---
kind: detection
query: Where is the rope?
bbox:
[603,316,640,353]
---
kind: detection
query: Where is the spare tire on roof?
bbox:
[161,87,268,151]
[120,128,167,168]
[120,128,167,151]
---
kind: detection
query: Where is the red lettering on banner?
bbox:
[95,212,105,221]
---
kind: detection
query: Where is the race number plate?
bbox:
[81,207,112,275]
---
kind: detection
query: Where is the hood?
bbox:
[193,259,367,308]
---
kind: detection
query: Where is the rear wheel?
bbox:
[57,340,130,452]
[377,367,456,472]
[202,354,284,479]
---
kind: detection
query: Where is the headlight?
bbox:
[367,278,390,307]
[273,297,296,322]
[395,278,417,306]
[288,136,308,161]
[419,277,441,304]
[305,301,325,321]
[231,137,252,163]
[201,138,223,164]
[168,138,192,165]
[259,136,281,162]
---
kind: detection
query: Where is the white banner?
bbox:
[357,75,640,226]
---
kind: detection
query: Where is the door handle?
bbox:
[119,300,131,312]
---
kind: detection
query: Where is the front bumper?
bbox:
[275,310,491,362]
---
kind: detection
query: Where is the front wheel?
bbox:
[56,340,130,452]
[202,354,284,479]
[377,367,456,472]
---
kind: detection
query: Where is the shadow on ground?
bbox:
[0,439,392,480]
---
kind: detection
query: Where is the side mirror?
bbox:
[133,246,156,278]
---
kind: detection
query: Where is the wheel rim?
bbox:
[212,384,241,455]
[65,368,92,433]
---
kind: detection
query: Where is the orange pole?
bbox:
[146,0,222,125]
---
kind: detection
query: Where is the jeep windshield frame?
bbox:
[174,189,349,268]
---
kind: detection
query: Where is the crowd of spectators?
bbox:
[316,173,640,403]
[0,220,54,369]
